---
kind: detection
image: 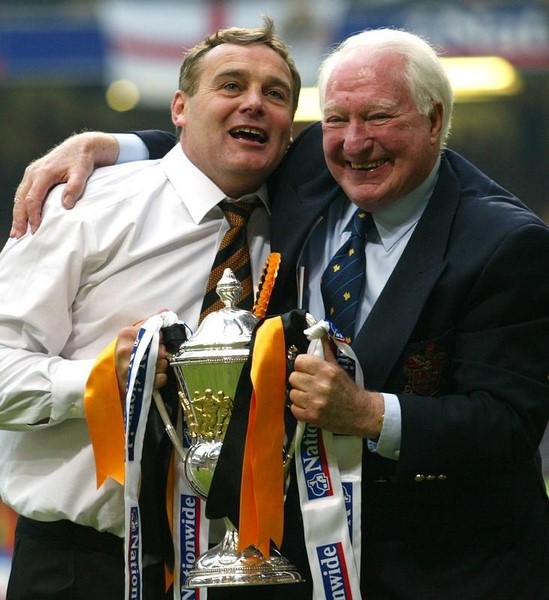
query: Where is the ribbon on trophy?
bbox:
[237,314,287,556]
[121,311,209,600]
[237,251,287,557]
[294,320,363,600]
[84,338,125,487]
[170,431,209,600]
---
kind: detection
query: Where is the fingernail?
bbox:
[63,194,74,209]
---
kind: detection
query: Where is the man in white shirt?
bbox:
[0,17,299,600]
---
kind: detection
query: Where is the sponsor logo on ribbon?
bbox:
[126,330,150,462]
[179,494,200,590]
[341,481,353,542]
[128,506,141,600]
[300,423,333,500]
[316,542,352,599]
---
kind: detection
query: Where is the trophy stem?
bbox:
[184,518,303,588]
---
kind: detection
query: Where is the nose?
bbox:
[240,87,265,114]
[343,120,373,156]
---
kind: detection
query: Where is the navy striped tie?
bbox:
[321,209,374,342]
[200,199,261,322]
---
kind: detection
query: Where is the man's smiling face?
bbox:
[322,50,443,212]
[172,43,294,198]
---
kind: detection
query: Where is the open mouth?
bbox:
[230,127,268,144]
[350,158,387,171]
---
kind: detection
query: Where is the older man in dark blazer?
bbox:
[9,28,549,600]
[264,29,549,600]
[266,121,549,599]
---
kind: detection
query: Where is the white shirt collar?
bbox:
[160,144,269,224]
[372,157,441,251]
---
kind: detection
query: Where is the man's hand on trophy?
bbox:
[11,132,119,238]
[114,322,169,401]
[288,341,385,439]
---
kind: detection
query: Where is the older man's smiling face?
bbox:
[322,51,443,212]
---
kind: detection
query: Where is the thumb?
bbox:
[61,173,90,209]
[322,336,338,365]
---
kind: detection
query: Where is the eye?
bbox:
[323,114,346,125]
[266,89,290,107]
[223,82,240,92]
[369,113,391,123]
[267,89,284,100]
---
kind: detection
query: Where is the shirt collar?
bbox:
[160,144,269,223]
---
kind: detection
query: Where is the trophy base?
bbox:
[184,543,304,588]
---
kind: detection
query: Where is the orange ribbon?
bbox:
[84,336,175,591]
[83,338,125,487]
[238,316,287,557]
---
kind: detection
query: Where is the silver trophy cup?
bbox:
[168,268,303,588]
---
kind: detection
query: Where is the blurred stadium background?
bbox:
[1,0,548,596]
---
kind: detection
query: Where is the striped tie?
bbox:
[321,209,374,342]
[200,198,261,322]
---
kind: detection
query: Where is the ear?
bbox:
[429,102,444,144]
[171,90,189,128]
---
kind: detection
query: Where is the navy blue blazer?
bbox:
[139,124,549,599]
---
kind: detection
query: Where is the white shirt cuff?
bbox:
[50,358,96,422]
[114,133,149,164]
[367,392,401,460]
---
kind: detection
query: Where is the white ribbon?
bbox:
[172,412,209,600]
[295,320,363,600]
[123,311,209,600]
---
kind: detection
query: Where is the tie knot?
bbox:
[220,198,261,228]
[352,209,374,239]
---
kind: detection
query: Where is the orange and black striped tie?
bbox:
[199,198,261,322]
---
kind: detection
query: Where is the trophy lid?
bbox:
[170,268,259,363]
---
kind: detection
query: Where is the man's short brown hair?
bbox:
[178,16,301,116]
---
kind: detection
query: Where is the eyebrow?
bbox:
[214,68,292,96]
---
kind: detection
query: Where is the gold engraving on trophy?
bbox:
[191,388,233,441]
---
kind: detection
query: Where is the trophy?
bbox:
[167,268,303,588]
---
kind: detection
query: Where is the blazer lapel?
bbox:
[271,169,340,258]
[352,159,460,390]
[270,170,343,309]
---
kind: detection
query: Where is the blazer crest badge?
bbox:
[403,342,448,396]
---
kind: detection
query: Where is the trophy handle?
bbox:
[152,390,187,462]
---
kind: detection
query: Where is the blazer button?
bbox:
[437,474,447,481]
[414,474,425,483]
[426,475,436,481]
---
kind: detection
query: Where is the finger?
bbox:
[155,357,168,375]
[154,373,168,390]
[26,193,45,235]
[293,352,322,376]
[21,169,62,234]
[289,402,306,422]
[10,197,29,239]
[61,169,94,209]
[289,397,319,426]
[288,386,306,408]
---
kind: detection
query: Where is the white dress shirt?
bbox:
[0,144,270,535]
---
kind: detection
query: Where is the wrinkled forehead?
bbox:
[198,43,293,86]
[323,50,408,103]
